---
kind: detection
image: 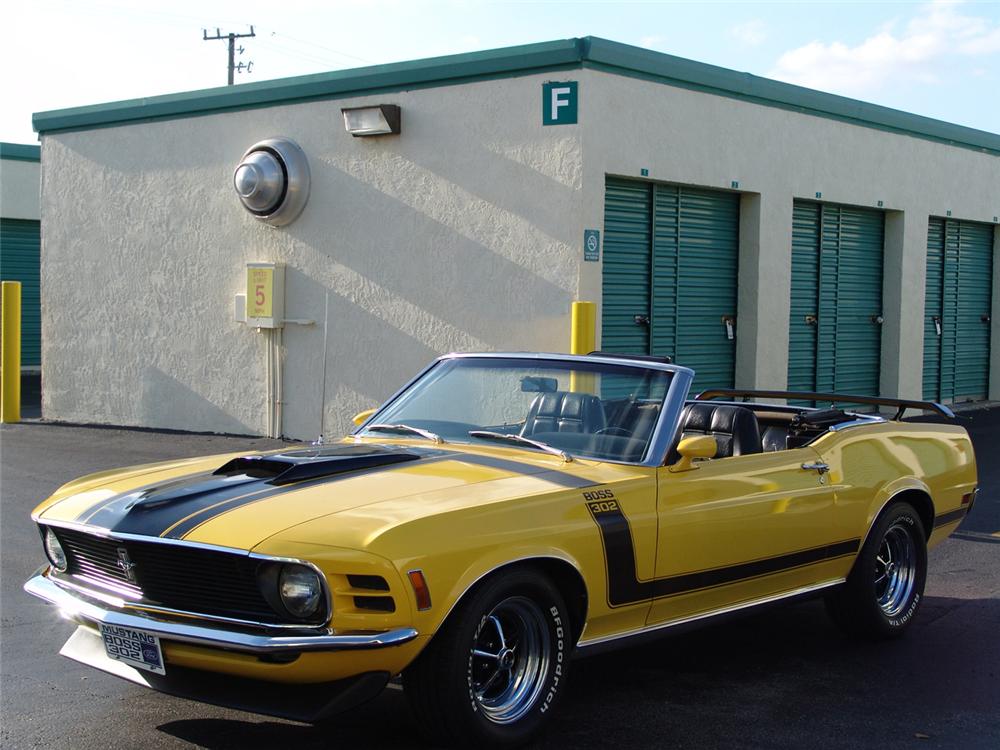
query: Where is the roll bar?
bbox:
[694,389,955,421]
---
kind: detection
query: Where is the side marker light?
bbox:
[408,569,432,611]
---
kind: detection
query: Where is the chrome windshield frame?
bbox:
[352,352,694,468]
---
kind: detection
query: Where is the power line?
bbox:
[267,31,374,65]
[255,38,354,70]
[202,26,256,85]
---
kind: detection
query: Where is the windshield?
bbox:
[358,357,674,463]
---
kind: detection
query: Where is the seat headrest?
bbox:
[522,391,606,436]
[680,403,762,457]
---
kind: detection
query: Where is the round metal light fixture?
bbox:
[278,564,323,619]
[44,528,68,572]
[233,137,310,226]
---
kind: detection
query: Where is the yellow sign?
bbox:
[247,267,273,319]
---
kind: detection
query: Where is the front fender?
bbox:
[426,545,588,637]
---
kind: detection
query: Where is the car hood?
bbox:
[34,440,602,551]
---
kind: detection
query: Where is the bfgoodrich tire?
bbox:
[826,501,927,639]
[403,568,571,748]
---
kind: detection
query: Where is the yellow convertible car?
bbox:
[25,352,977,747]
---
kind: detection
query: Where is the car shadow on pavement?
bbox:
[155,596,1000,750]
[158,689,423,749]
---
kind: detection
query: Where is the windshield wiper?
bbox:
[468,431,572,462]
[367,423,445,444]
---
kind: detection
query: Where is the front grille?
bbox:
[53,527,286,624]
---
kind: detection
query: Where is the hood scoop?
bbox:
[213,445,422,486]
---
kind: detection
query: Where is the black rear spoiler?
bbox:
[694,389,955,421]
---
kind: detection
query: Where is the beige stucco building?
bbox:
[33,38,1000,439]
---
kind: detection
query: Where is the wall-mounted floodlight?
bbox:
[234,137,310,226]
[342,105,401,137]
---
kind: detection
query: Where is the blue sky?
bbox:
[2,0,998,144]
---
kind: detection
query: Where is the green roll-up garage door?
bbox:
[0,218,41,367]
[923,217,993,402]
[602,178,739,390]
[788,201,884,404]
[601,179,652,358]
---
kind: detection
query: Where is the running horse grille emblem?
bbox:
[116,547,137,582]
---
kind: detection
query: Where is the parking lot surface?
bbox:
[2,415,998,749]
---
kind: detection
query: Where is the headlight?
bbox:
[44,528,68,572]
[279,564,323,619]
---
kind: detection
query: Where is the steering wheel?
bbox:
[596,426,633,437]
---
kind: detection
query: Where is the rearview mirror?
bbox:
[521,376,558,393]
[669,435,718,472]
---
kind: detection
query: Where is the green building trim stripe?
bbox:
[31,37,1000,156]
[0,142,41,162]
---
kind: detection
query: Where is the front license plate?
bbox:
[99,623,166,675]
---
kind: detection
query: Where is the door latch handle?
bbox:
[871,315,884,325]
[983,314,992,324]
[633,314,650,326]
[932,315,941,336]
[804,314,817,326]
[801,462,830,475]
[721,315,735,340]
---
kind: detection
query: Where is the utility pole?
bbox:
[202,26,255,85]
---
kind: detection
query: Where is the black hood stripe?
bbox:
[63,445,453,539]
[75,471,219,525]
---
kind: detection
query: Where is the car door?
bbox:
[647,446,843,626]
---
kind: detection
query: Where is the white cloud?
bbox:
[769,0,1000,96]
[730,19,766,47]
[639,35,664,49]
[960,26,1000,55]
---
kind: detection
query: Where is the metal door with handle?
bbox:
[788,201,885,405]
[650,446,839,625]
[602,177,739,391]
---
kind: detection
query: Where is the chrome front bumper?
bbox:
[24,571,418,654]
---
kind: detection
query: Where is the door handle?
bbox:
[801,462,830,475]
[721,315,735,340]
[932,315,941,336]
[804,314,817,326]
[633,314,650,326]
[983,314,992,324]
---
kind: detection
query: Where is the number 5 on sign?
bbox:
[247,267,273,318]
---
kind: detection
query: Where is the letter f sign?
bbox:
[542,81,578,125]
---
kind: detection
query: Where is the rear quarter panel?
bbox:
[809,421,976,558]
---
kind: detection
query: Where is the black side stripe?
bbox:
[933,507,968,528]
[586,501,860,608]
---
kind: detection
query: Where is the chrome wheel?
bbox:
[470,596,551,725]
[874,521,917,617]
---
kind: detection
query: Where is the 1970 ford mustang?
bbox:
[25,352,977,747]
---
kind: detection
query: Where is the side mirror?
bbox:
[669,435,718,473]
[352,408,377,426]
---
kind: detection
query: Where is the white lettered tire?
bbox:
[826,501,928,639]
[403,567,571,748]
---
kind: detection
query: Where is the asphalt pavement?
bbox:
[1,413,998,750]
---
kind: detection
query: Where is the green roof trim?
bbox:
[0,142,41,162]
[581,38,999,156]
[32,36,999,156]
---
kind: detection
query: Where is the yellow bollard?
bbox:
[570,301,597,355]
[570,301,597,393]
[1,281,22,423]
